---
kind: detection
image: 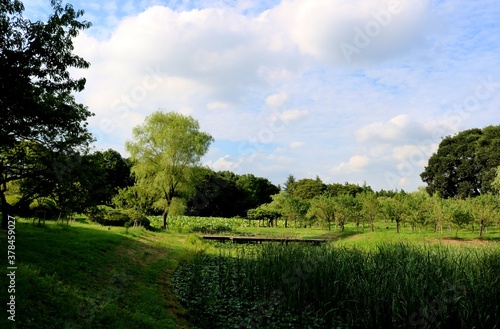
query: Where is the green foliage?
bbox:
[87,206,150,228]
[289,177,326,200]
[126,111,213,228]
[403,191,432,231]
[151,215,256,233]
[307,194,336,230]
[421,125,500,198]
[444,199,474,236]
[187,169,279,218]
[268,191,310,228]
[0,0,93,229]
[247,207,281,227]
[0,219,186,328]
[173,243,500,329]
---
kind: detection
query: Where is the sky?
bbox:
[24,0,500,191]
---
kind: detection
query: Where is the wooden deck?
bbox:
[201,235,328,245]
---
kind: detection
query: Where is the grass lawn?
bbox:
[0,218,191,329]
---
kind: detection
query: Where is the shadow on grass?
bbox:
[318,230,365,241]
[0,220,189,329]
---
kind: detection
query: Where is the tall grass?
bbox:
[172,243,500,328]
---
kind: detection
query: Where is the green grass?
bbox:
[0,216,498,328]
[173,243,500,329]
[0,219,191,329]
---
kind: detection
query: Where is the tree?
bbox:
[247,207,281,227]
[236,174,280,212]
[491,166,500,194]
[334,194,362,232]
[268,191,309,228]
[307,195,336,231]
[283,174,296,193]
[290,177,326,200]
[379,194,406,233]
[126,111,213,228]
[358,192,379,232]
[1,0,93,229]
[421,126,500,198]
[468,194,499,237]
[403,191,432,232]
[326,182,371,197]
[444,199,473,237]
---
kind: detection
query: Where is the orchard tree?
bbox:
[126,111,213,228]
[268,191,309,228]
[307,195,336,231]
[379,194,406,233]
[444,199,473,237]
[430,192,446,233]
[468,194,499,237]
[334,194,362,231]
[1,0,93,229]
[358,192,379,232]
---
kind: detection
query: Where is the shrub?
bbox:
[87,206,151,228]
[123,209,151,229]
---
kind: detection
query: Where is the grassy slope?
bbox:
[0,219,191,329]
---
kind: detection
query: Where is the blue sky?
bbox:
[24,0,500,191]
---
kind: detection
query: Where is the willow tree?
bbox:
[125,111,213,228]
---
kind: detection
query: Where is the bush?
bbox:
[87,206,150,228]
[124,209,151,229]
[29,197,59,219]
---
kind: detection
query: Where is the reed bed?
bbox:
[172,243,500,329]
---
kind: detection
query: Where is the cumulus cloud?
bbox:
[205,155,243,171]
[331,155,370,174]
[56,0,500,192]
[271,0,438,65]
[266,92,289,108]
[289,141,304,149]
[355,114,454,145]
[270,109,309,123]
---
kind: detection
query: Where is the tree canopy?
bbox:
[1,0,93,229]
[421,125,500,198]
[125,111,213,228]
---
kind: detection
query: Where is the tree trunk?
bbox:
[162,207,168,229]
[1,190,8,230]
[396,220,400,233]
[479,219,484,238]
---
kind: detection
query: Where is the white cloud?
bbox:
[270,109,309,123]
[58,0,500,192]
[289,141,304,149]
[206,155,243,171]
[331,155,370,174]
[266,92,289,108]
[355,114,456,145]
[272,0,438,65]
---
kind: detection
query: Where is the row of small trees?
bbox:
[249,190,500,237]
